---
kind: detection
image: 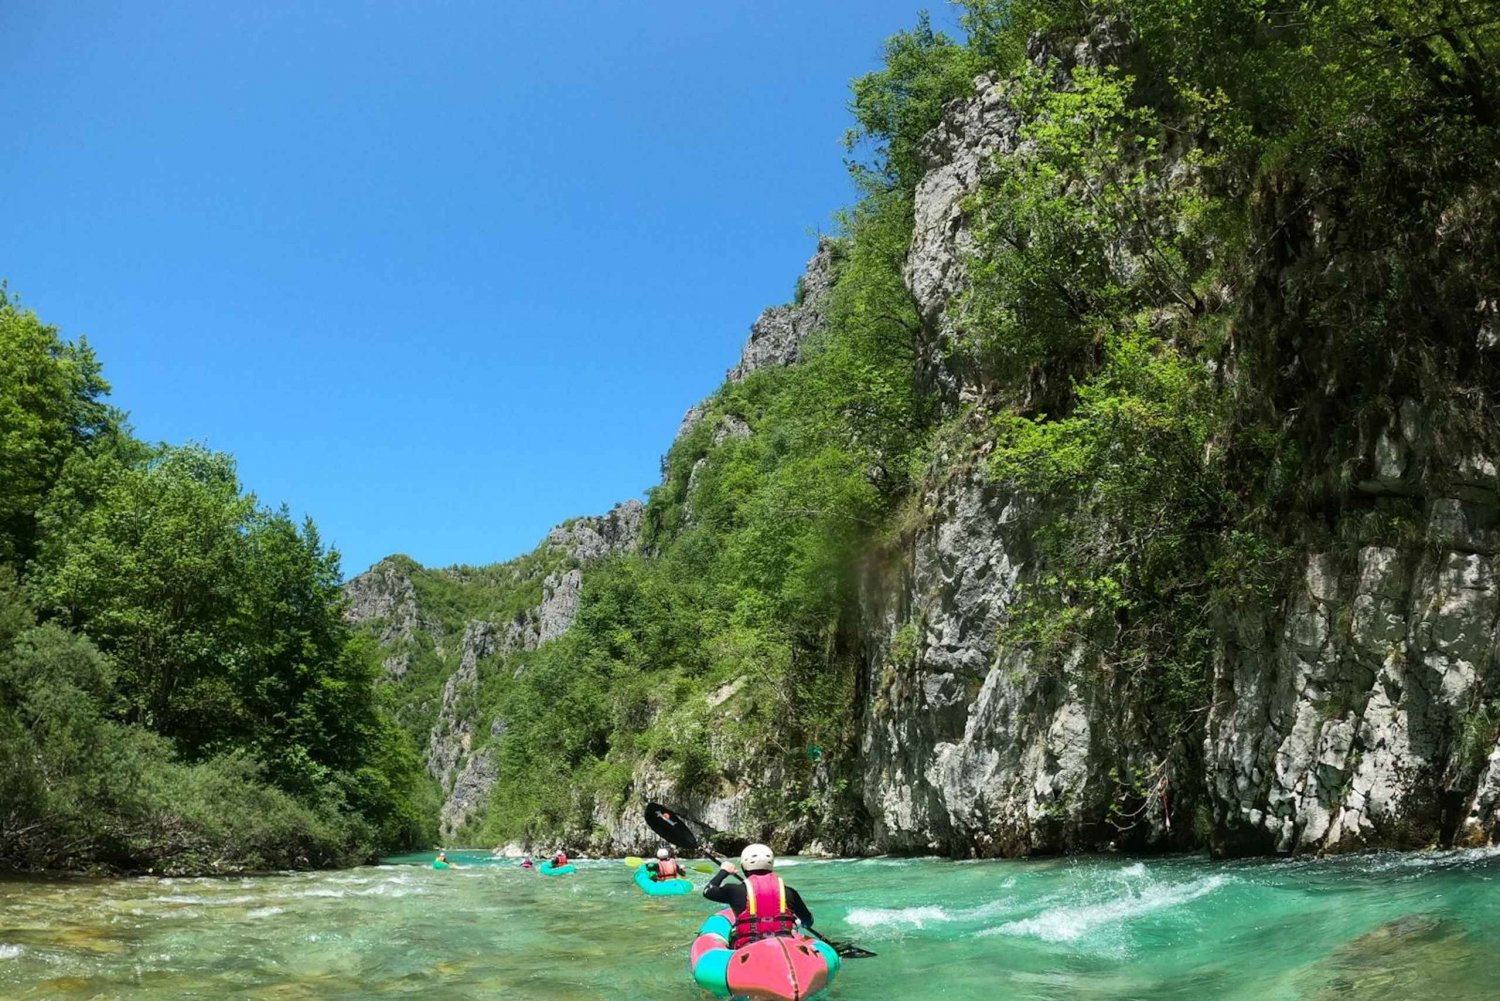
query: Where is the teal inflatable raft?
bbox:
[634,864,693,896]
[539,861,576,876]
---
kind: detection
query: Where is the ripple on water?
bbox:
[0,944,23,960]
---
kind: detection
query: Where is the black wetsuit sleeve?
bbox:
[787,886,814,928]
[703,871,745,909]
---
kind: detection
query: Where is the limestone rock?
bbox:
[342,558,442,676]
[727,239,840,382]
[536,568,582,646]
[905,73,1024,334]
[546,500,644,564]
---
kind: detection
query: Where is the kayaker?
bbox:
[645,846,683,881]
[552,849,569,868]
[703,843,814,946]
[520,857,535,870]
[434,850,452,869]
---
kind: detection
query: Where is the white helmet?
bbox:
[741,843,775,872]
[656,847,671,860]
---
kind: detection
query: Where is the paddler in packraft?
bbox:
[702,843,814,944]
[644,846,684,881]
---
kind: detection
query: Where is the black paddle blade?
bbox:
[645,802,701,851]
[831,942,877,959]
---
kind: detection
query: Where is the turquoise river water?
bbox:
[3,848,1499,999]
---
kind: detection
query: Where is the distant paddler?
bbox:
[645,846,684,881]
[432,850,454,870]
[539,849,576,876]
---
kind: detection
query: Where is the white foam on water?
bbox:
[1354,844,1500,874]
[1269,844,1500,879]
[247,907,284,919]
[981,874,1229,943]
[845,894,1041,931]
[359,882,426,898]
[296,888,346,898]
[846,904,951,929]
[0,944,23,960]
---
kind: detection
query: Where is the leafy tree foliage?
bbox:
[0,302,432,872]
[0,290,119,565]
[845,13,985,193]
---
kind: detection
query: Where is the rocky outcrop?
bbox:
[428,620,496,789]
[545,500,644,564]
[857,465,1164,855]
[675,241,842,447]
[905,73,1023,396]
[499,501,644,653]
[343,558,441,677]
[728,238,839,382]
[855,439,1500,859]
[683,416,752,520]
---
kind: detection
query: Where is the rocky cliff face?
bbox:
[855,433,1500,856]
[850,45,1500,857]
[350,28,1500,858]
[342,558,442,678]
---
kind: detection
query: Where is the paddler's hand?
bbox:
[719,862,739,876]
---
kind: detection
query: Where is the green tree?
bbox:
[28,443,421,824]
[0,289,119,565]
[846,12,983,193]
[31,445,253,745]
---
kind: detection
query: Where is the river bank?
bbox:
[3,848,1498,999]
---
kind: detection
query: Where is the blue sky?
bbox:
[1,1,959,577]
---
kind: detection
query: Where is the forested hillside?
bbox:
[0,290,434,873]
[351,0,1500,857]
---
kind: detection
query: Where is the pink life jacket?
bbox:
[731,873,796,948]
[655,858,681,879]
